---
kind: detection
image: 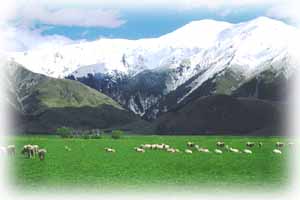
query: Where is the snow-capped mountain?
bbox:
[9,19,232,78]
[8,17,300,119]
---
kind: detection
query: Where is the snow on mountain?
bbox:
[9,17,299,79]
[8,19,233,78]
[177,17,300,102]
[6,17,300,117]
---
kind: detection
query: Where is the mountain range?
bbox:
[4,17,298,135]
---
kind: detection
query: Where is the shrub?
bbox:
[111,130,124,139]
[83,134,90,139]
[91,134,102,139]
[56,127,73,138]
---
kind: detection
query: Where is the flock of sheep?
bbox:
[0,144,47,160]
[103,141,292,155]
[0,141,292,161]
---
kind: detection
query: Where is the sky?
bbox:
[0,0,299,52]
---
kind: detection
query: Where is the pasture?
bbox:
[7,135,291,192]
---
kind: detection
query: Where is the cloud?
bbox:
[0,0,125,52]
[17,2,126,28]
[0,25,76,52]
[266,1,300,27]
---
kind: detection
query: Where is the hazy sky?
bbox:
[1,0,299,51]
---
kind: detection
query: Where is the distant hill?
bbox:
[5,60,151,134]
[155,95,284,135]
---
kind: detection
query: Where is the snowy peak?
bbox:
[8,17,300,80]
[159,19,232,47]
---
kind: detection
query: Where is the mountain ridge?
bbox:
[7,17,300,119]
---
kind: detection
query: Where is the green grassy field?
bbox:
[7,135,291,192]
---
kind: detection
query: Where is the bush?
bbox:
[91,134,102,139]
[111,130,124,139]
[56,127,73,138]
[82,134,90,139]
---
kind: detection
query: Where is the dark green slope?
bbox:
[6,61,150,133]
[155,95,284,135]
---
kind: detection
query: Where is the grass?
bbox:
[37,78,122,109]
[7,135,291,192]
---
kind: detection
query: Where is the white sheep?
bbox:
[246,142,255,148]
[225,145,230,151]
[198,148,210,153]
[273,149,282,154]
[243,149,252,154]
[175,149,180,153]
[21,144,34,158]
[185,149,193,154]
[216,141,225,148]
[38,149,47,160]
[32,145,39,157]
[156,144,164,150]
[187,142,195,148]
[0,146,6,155]
[276,142,284,148]
[288,142,294,146]
[134,147,145,153]
[141,144,152,149]
[166,148,176,153]
[229,147,240,153]
[7,145,16,156]
[104,147,116,153]
[214,149,223,154]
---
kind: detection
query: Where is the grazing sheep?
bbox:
[185,149,193,154]
[7,145,16,156]
[32,145,39,156]
[225,145,230,151]
[175,149,180,153]
[243,149,252,154]
[156,144,164,150]
[288,142,294,146]
[194,144,200,149]
[198,148,210,153]
[214,149,223,154]
[166,148,176,153]
[141,144,152,149]
[258,142,263,148]
[216,142,225,148]
[276,142,284,148]
[134,147,145,153]
[38,149,47,160]
[104,147,116,153]
[246,142,255,148]
[229,147,240,153]
[0,146,7,155]
[273,149,282,154]
[21,145,34,158]
[187,142,195,148]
